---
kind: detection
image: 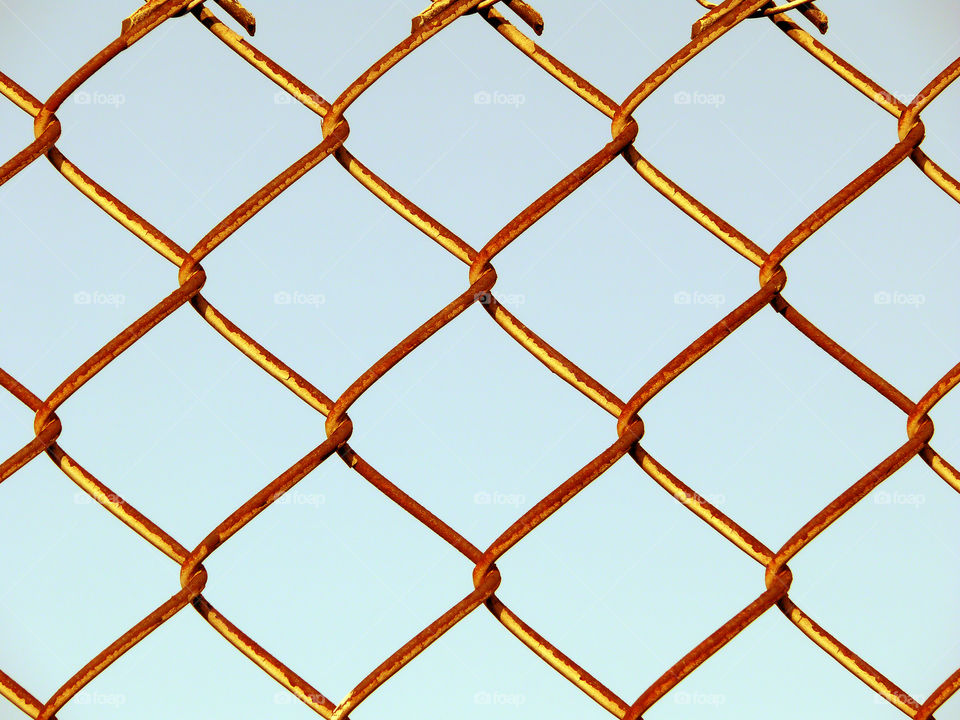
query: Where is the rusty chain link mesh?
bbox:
[1,0,959,717]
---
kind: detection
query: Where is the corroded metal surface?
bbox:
[1,1,958,717]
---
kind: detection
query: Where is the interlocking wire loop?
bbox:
[2,0,959,717]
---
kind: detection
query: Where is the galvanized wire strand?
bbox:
[0,0,958,718]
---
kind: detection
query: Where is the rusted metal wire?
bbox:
[1,0,958,717]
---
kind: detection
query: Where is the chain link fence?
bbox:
[1,0,958,717]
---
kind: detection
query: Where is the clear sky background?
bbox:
[0,1,958,718]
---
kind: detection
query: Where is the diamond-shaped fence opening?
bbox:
[1,1,958,719]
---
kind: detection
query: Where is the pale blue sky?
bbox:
[1,1,958,719]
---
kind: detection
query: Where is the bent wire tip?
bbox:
[412,0,543,37]
[123,0,255,39]
[692,1,828,40]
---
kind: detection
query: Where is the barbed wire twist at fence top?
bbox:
[1,0,959,717]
